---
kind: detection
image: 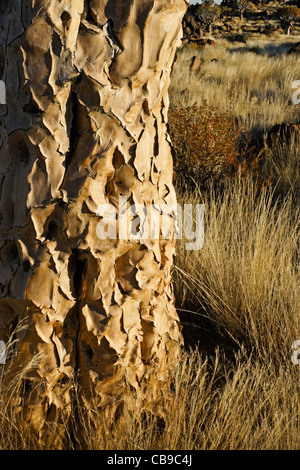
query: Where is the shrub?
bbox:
[195,1,221,35]
[277,6,300,35]
[168,103,264,188]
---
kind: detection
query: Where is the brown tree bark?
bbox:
[0,0,187,445]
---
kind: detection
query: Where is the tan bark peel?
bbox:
[0,0,187,444]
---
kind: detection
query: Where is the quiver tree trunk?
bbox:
[0,0,187,443]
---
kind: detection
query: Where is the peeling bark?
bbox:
[0,0,187,444]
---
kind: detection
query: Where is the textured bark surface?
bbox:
[0,0,187,443]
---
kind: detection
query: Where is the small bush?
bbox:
[168,103,264,188]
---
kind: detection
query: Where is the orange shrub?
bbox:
[168,103,264,188]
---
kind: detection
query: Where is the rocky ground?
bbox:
[183,2,300,45]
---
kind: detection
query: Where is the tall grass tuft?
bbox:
[174,180,300,362]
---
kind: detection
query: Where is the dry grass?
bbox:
[170,37,300,136]
[174,180,300,360]
[0,346,299,450]
[78,350,300,450]
[264,133,300,197]
[168,35,300,449]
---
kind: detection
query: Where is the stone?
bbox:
[190,55,201,71]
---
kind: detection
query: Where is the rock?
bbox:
[206,38,216,46]
[190,55,201,71]
[190,37,216,47]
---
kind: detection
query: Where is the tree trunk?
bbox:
[0,0,187,445]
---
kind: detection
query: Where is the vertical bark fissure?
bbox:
[65,90,80,170]
[69,248,87,445]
